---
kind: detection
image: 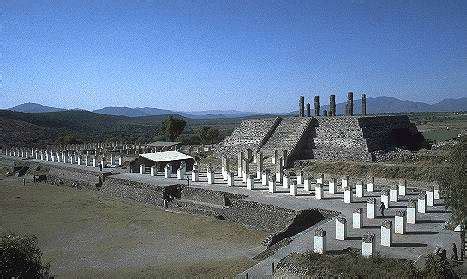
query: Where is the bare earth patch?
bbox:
[0,177,267,278]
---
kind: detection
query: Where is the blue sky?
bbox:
[1,0,466,113]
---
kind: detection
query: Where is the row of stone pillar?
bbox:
[298,92,367,117]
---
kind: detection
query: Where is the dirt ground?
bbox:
[0,176,267,278]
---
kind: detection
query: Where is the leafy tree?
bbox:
[197,126,222,145]
[161,116,186,141]
[0,233,50,278]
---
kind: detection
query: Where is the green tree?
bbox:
[161,116,186,141]
[197,126,222,145]
[0,233,50,278]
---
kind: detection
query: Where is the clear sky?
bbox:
[2,0,466,113]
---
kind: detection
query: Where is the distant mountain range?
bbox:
[8,96,467,118]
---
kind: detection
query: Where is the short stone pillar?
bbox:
[381,189,390,209]
[45,152,49,161]
[355,181,364,198]
[407,199,417,224]
[164,164,173,178]
[426,186,434,206]
[268,177,276,193]
[177,162,186,180]
[84,156,89,166]
[316,173,324,184]
[227,172,235,187]
[335,216,347,241]
[51,155,56,162]
[281,150,287,166]
[118,157,122,166]
[101,159,106,169]
[315,183,323,200]
[276,158,283,183]
[40,152,44,161]
[140,164,145,174]
[395,210,406,234]
[389,185,398,202]
[433,185,440,200]
[207,166,214,184]
[366,177,374,192]
[271,149,278,165]
[328,178,336,194]
[313,228,326,254]
[362,233,376,257]
[367,198,376,219]
[282,172,289,189]
[237,151,243,178]
[151,165,157,176]
[77,156,81,165]
[192,170,199,182]
[221,156,228,180]
[92,158,97,167]
[303,175,312,191]
[343,186,352,204]
[418,191,426,213]
[242,159,249,183]
[353,208,362,229]
[289,180,297,196]
[398,179,407,196]
[261,170,269,186]
[341,176,349,189]
[296,171,303,185]
[70,155,75,164]
[247,174,255,190]
[256,152,263,179]
[62,153,66,163]
[380,220,392,247]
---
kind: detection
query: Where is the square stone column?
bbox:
[247,174,255,190]
[118,157,122,166]
[289,180,297,196]
[366,177,374,192]
[261,170,269,186]
[140,164,145,174]
[426,186,434,206]
[268,177,276,193]
[395,210,406,234]
[362,233,375,257]
[77,156,81,165]
[328,178,336,194]
[62,153,66,163]
[276,158,283,183]
[389,185,398,202]
[343,186,352,204]
[151,165,157,176]
[192,170,199,182]
[84,156,89,166]
[237,151,243,177]
[303,175,311,191]
[207,167,215,185]
[242,159,249,183]
[281,150,287,167]
[433,185,440,200]
[381,220,392,247]
[398,179,407,196]
[315,183,323,200]
[316,173,324,184]
[341,176,349,189]
[271,150,278,165]
[45,152,49,161]
[367,198,376,219]
[101,158,106,169]
[296,171,303,185]
[256,152,263,179]
[92,158,97,167]
[314,229,326,254]
[353,208,362,229]
[177,163,186,180]
[282,173,289,189]
[227,172,235,187]
[407,199,417,224]
[221,156,227,180]
[335,217,347,240]
[356,181,364,198]
[381,189,389,208]
[51,155,56,162]
[164,164,173,178]
[418,192,426,213]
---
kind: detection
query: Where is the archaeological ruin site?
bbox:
[1,93,465,277]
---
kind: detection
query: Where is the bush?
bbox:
[0,233,50,278]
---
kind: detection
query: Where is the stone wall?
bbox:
[46,164,103,190]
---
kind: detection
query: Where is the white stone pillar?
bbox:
[313,229,326,254]
[380,220,392,247]
[366,177,374,192]
[398,179,407,196]
[51,155,56,162]
[367,198,376,219]
[237,151,243,177]
[261,170,269,186]
[242,159,249,183]
[62,153,66,163]
[177,163,186,180]
[328,178,336,194]
[192,170,199,182]
[281,150,287,167]
[381,190,389,209]
[433,185,440,200]
[92,158,97,167]
[221,156,227,180]
[316,173,324,184]
[355,181,364,198]
[296,170,303,185]
[227,172,235,187]
[276,158,283,183]
[353,208,362,229]
[343,186,352,204]
[118,157,122,166]
[418,192,426,213]
[362,233,375,257]
[272,149,278,164]
[256,152,263,179]
[335,217,347,241]
[151,165,157,176]
[395,210,406,234]
[341,176,349,189]
[164,164,172,178]
[426,186,434,207]
[289,180,297,196]
[247,174,255,190]
[140,164,145,174]
[407,199,417,224]
[70,155,75,164]
[207,167,214,185]
[268,177,276,193]
[77,156,81,165]
[282,173,289,189]
[389,186,398,202]
[45,152,49,161]
[315,183,323,200]
[303,175,311,191]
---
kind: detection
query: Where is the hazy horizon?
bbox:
[2,1,467,113]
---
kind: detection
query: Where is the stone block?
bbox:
[289,180,297,196]
[426,187,434,206]
[247,174,255,190]
[192,170,199,182]
[164,164,172,178]
[389,187,398,202]
[344,187,352,204]
[395,210,406,234]
[227,172,235,187]
[335,216,347,240]
[356,181,363,198]
[381,190,389,208]
[367,198,376,219]
[398,179,407,196]
[315,183,323,200]
[366,177,374,192]
[381,220,392,247]
[296,171,303,185]
[282,174,289,189]
[353,208,362,229]
[268,178,276,193]
[418,192,426,213]
[314,229,326,254]
[316,173,324,184]
[407,199,417,224]
[362,233,375,257]
[328,178,336,194]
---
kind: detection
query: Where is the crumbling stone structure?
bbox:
[361,94,367,115]
[314,96,320,116]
